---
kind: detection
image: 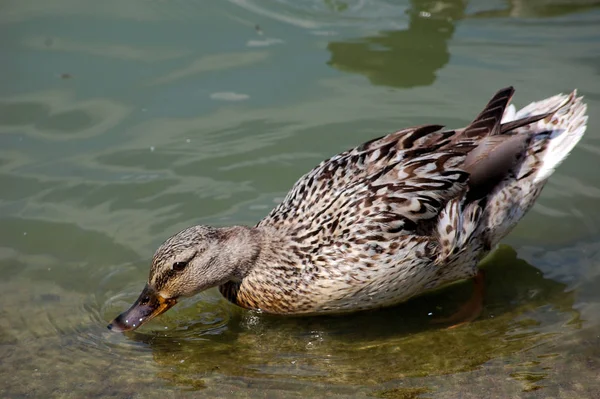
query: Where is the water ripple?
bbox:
[228,0,410,31]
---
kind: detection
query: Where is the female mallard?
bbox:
[109,87,587,332]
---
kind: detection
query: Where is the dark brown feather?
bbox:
[499,110,556,134]
[460,86,515,139]
[462,134,530,199]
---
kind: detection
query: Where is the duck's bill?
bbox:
[107,284,177,332]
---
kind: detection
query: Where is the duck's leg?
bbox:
[433,270,485,329]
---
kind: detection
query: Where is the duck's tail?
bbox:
[481,90,588,248]
[502,90,588,184]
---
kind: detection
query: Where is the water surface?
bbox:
[2,0,600,397]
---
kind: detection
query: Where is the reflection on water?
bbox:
[327,0,466,88]
[469,0,600,18]
[2,0,600,397]
[227,0,411,30]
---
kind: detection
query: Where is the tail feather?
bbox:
[478,89,587,248]
[499,110,556,134]
[461,86,515,138]
[502,90,588,183]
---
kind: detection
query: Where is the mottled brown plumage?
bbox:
[108,87,588,332]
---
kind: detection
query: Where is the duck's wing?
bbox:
[256,123,455,235]
[258,87,564,246]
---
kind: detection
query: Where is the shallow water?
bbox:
[2,0,600,397]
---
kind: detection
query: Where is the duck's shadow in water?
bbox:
[126,245,579,388]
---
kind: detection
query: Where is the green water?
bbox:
[2,0,600,397]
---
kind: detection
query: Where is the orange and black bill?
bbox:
[107,284,177,332]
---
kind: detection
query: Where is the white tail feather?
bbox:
[505,91,588,183]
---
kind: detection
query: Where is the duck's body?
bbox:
[218,87,587,314]
[109,87,588,332]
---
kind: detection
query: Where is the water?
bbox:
[1,0,600,397]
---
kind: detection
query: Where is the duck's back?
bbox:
[257,123,468,245]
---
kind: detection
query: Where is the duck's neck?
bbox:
[217,226,298,311]
[216,225,266,282]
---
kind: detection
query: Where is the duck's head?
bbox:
[107,225,260,332]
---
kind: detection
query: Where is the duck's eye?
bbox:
[172,261,188,272]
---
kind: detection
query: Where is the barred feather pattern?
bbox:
[215,88,588,314]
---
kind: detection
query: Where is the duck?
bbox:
[108,87,588,332]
